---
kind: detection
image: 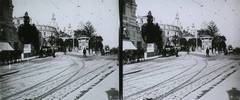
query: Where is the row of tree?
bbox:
[177,21,227,52]
[74,21,103,52]
[197,21,227,51]
[57,21,104,52]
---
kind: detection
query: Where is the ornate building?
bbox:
[48,13,59,32]
[122,0,143,50]
[14,13,59,47]
[159,13,183,48]
[0,0,18,50]
[35,24,58,47]
[159,24,182,47]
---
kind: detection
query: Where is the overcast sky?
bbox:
[13,0,119,48]
[136,0,240,47]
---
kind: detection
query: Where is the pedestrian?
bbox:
[175,48,179,57]
[206,47,210,57]
[52,48,56,57]
[63,47,67,55]
[83,48,86,57]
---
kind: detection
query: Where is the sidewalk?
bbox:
[79,68,119,100]
[0,56,38,77]
[189,50,226,57]
[198,64,240,100]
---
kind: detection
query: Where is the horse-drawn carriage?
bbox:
[122,40,144,64]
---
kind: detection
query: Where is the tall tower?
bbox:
[173,12,182,29]
[49,13,59,31]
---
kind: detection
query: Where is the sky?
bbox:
[136,0,240,48]
[12,0,119,48]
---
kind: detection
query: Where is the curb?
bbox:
[0,56,38,77]
[0,70,19,77]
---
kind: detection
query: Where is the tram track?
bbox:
[123,54,191,79]
[123,53,238,100]
[0,55,71,91]
[123,61,197,84]
[123,55,199,99]
[155,60,238,100]
[0,55,68,82]
[1,55,116,100]
[35,61,115,99]
[0,55,78,99]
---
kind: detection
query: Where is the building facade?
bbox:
[0,0,19,50]
[36,25,58,47]
[159,24,182,47]
[123,0,143,49]
[14,13,59,47]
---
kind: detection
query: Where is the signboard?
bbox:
[23,44,31,53]
[146,43,154,52]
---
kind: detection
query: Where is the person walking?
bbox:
[206,47,210,57]
[175,48,179,57]
[52,48,56,57]
[83,48,86,57]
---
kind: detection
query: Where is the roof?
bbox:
[123,40,137,50]
[0,42,14,52]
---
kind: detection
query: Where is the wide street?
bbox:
[123,52,240,100]
[0,52,118,100]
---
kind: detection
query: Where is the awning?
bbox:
[0,42,14,52]
[123,40,137,50]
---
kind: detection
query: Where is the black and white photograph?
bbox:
[122,0,240,100]
[0,0,119,100]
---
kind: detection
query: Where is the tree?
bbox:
[59,30,70,37]
[48,35,55,46]
[18,12,40,54]
[197,29,210,37]
[206,21,221,52]
[207,21,219,37]
[84,21,96,37]
[172,35,179,46]
[180,38,187,47]
[56,38,64,47]
[141,11,163,52]
[74,29,86,38]
[83,21,97,53]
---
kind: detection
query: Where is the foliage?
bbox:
[59,30,71,37]
[48,35,55,46]
[65,39,78,47]
[74,21,101,52]
[141,11,163,51]
[74,29,86,38]
[18,12,40,54]
[84,21,96,37]
[89,35,103,51]
[207,21,219,37]
[197,21,227,51]
[56,38,64,47]
[171,35,179,46]
[180,38,187,47]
